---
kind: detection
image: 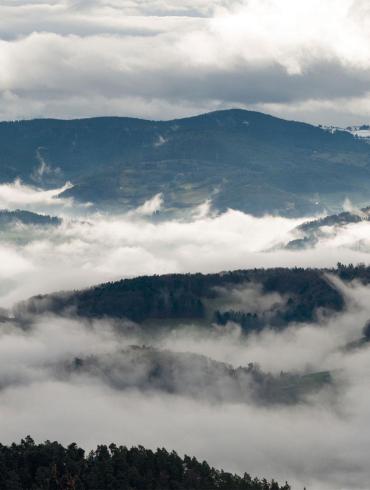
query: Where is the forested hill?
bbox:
[16,266,366,330]
[0,437,290,490]
[2,109,370,215]
[64,346,331,405]
[285,206,370,250]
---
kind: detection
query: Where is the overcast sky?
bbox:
[2,0,370,125]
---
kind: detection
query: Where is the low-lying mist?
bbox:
[1,181,370,308]
[0,277,370,490]
[2,181,370,489]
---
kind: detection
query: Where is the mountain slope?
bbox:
[2,109,370,215]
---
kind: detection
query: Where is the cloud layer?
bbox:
[3,182,370,307]
[2,0,370,124]
[1,184,370,488]
[1,278,370,490]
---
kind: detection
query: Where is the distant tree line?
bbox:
[65,347,331,405]
[0,437,290,490]
[336,262,370,282]
[0,210,61,227]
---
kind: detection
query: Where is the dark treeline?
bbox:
[0,437,290,490]
[285,210,370,250]
[16,267,349,329]
[0,210,61,227]
[298,209,370,234]
[336,262,370,281]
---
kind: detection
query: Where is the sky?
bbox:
[2,0,370,125]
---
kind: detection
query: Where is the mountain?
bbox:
[3,109,370,215]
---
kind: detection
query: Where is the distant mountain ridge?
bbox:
[0,209,61,227]
[3,109,370,215]
[285,206,370,250]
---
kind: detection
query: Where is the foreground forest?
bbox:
[0,438,290,490]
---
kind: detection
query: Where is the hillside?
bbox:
[15,268,347,330]
[285,206,370,249]
[63,346,331,405]
[2,110,370,215]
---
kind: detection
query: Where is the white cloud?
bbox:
[0,179,94,214]
[134,193,163,215]
[0,179,72,208]
[3,184,370,308]
[1,184,370,488]
[1,281,370,489]
[1,1,370,122]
